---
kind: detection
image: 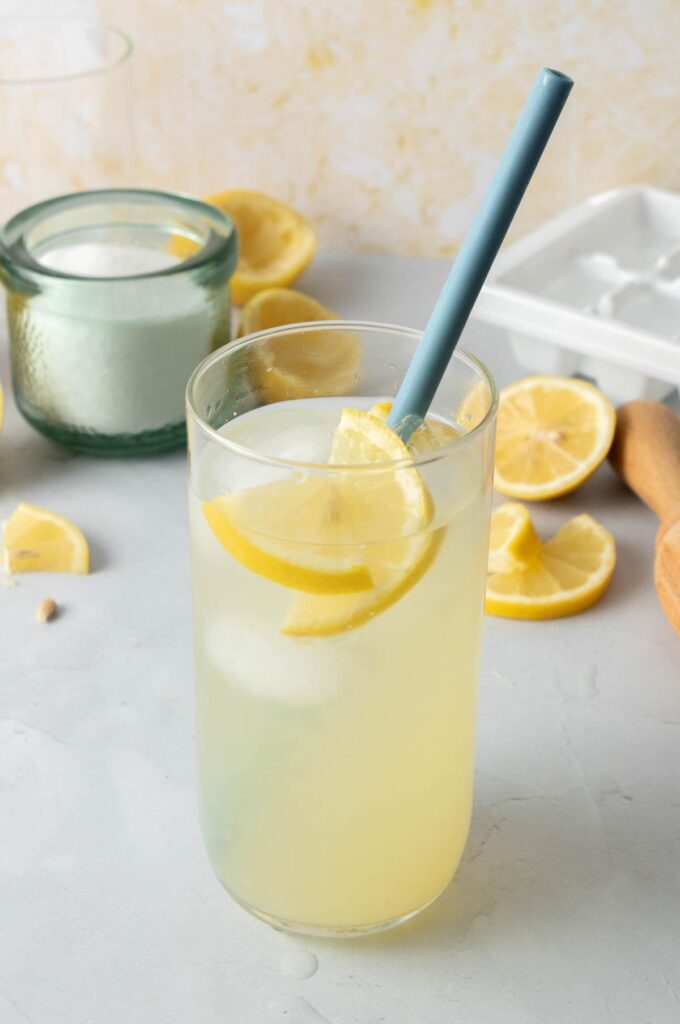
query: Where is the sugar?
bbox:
[39,242,181,278]
[14,241,223,436]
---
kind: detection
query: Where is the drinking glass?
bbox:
[187,322,497,936]
[0,17,135,222]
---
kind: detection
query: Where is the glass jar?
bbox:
[0,188,237,455]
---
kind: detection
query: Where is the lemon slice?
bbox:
[283,409,440,636]
[3,503,89,574]
[494,376,616,500]
[369,400,459,454]
[486,504,615,619]
[487,501,540,574]
[283,528,443,636]
[203,408,440,633]
[242,288,361,403]
[206,190,316,304]
[203,485,373,595]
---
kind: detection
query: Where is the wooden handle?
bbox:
[609,401,680,525]
[655,522,680,634]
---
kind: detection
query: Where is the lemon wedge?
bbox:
[241,288,361,403]
[206,190,316,304]
[486,503,615,619]
[203,408,440,634]
[3,503,89,574]
[494,376,616,500]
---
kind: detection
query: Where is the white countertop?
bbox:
[1,252,678,1024]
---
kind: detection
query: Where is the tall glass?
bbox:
[187,322,497,936]
[0,17,135,222]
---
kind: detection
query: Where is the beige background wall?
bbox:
[4,0,680,256]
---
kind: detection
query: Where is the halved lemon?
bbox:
[494,376,616,500]
[239,287,336,336]
[3,503,89,574]
[205,190,316,304]
[242,288,361,403]
[486,504,615,619]
[203,409,439,634]
[369,400,459,455]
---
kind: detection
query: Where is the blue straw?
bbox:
[388,68,573,440]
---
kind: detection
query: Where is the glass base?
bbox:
[224,883,447,938]
[17,400,186,456]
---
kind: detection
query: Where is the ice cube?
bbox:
[204,612,348,706]
[221,400,339,464]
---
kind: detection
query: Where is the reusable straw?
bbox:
[388,67,573,440]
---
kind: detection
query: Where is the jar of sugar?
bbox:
[0,189,237,454]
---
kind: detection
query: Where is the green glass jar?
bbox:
[0,188,237,455]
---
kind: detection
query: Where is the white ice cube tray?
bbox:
[475,186,680,403]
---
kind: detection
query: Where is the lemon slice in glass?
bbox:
[203,482,373,595]
[203,409,440,633]
[368,400,459,454]
[283,409,441,636]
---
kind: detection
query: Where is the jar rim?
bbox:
[0,188,238,285]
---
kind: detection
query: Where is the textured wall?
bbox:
[4,0,680,256]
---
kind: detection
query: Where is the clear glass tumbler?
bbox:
[187,322,497,936]
[0,17,135,222]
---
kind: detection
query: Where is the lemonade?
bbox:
[187,323,496,935]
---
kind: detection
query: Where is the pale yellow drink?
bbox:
[187,324,496,936]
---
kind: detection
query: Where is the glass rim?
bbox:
[0,188,237,284]
[0,17,132,86]
[186,321,498,473]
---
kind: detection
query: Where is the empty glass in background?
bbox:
[0,17,135,222]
